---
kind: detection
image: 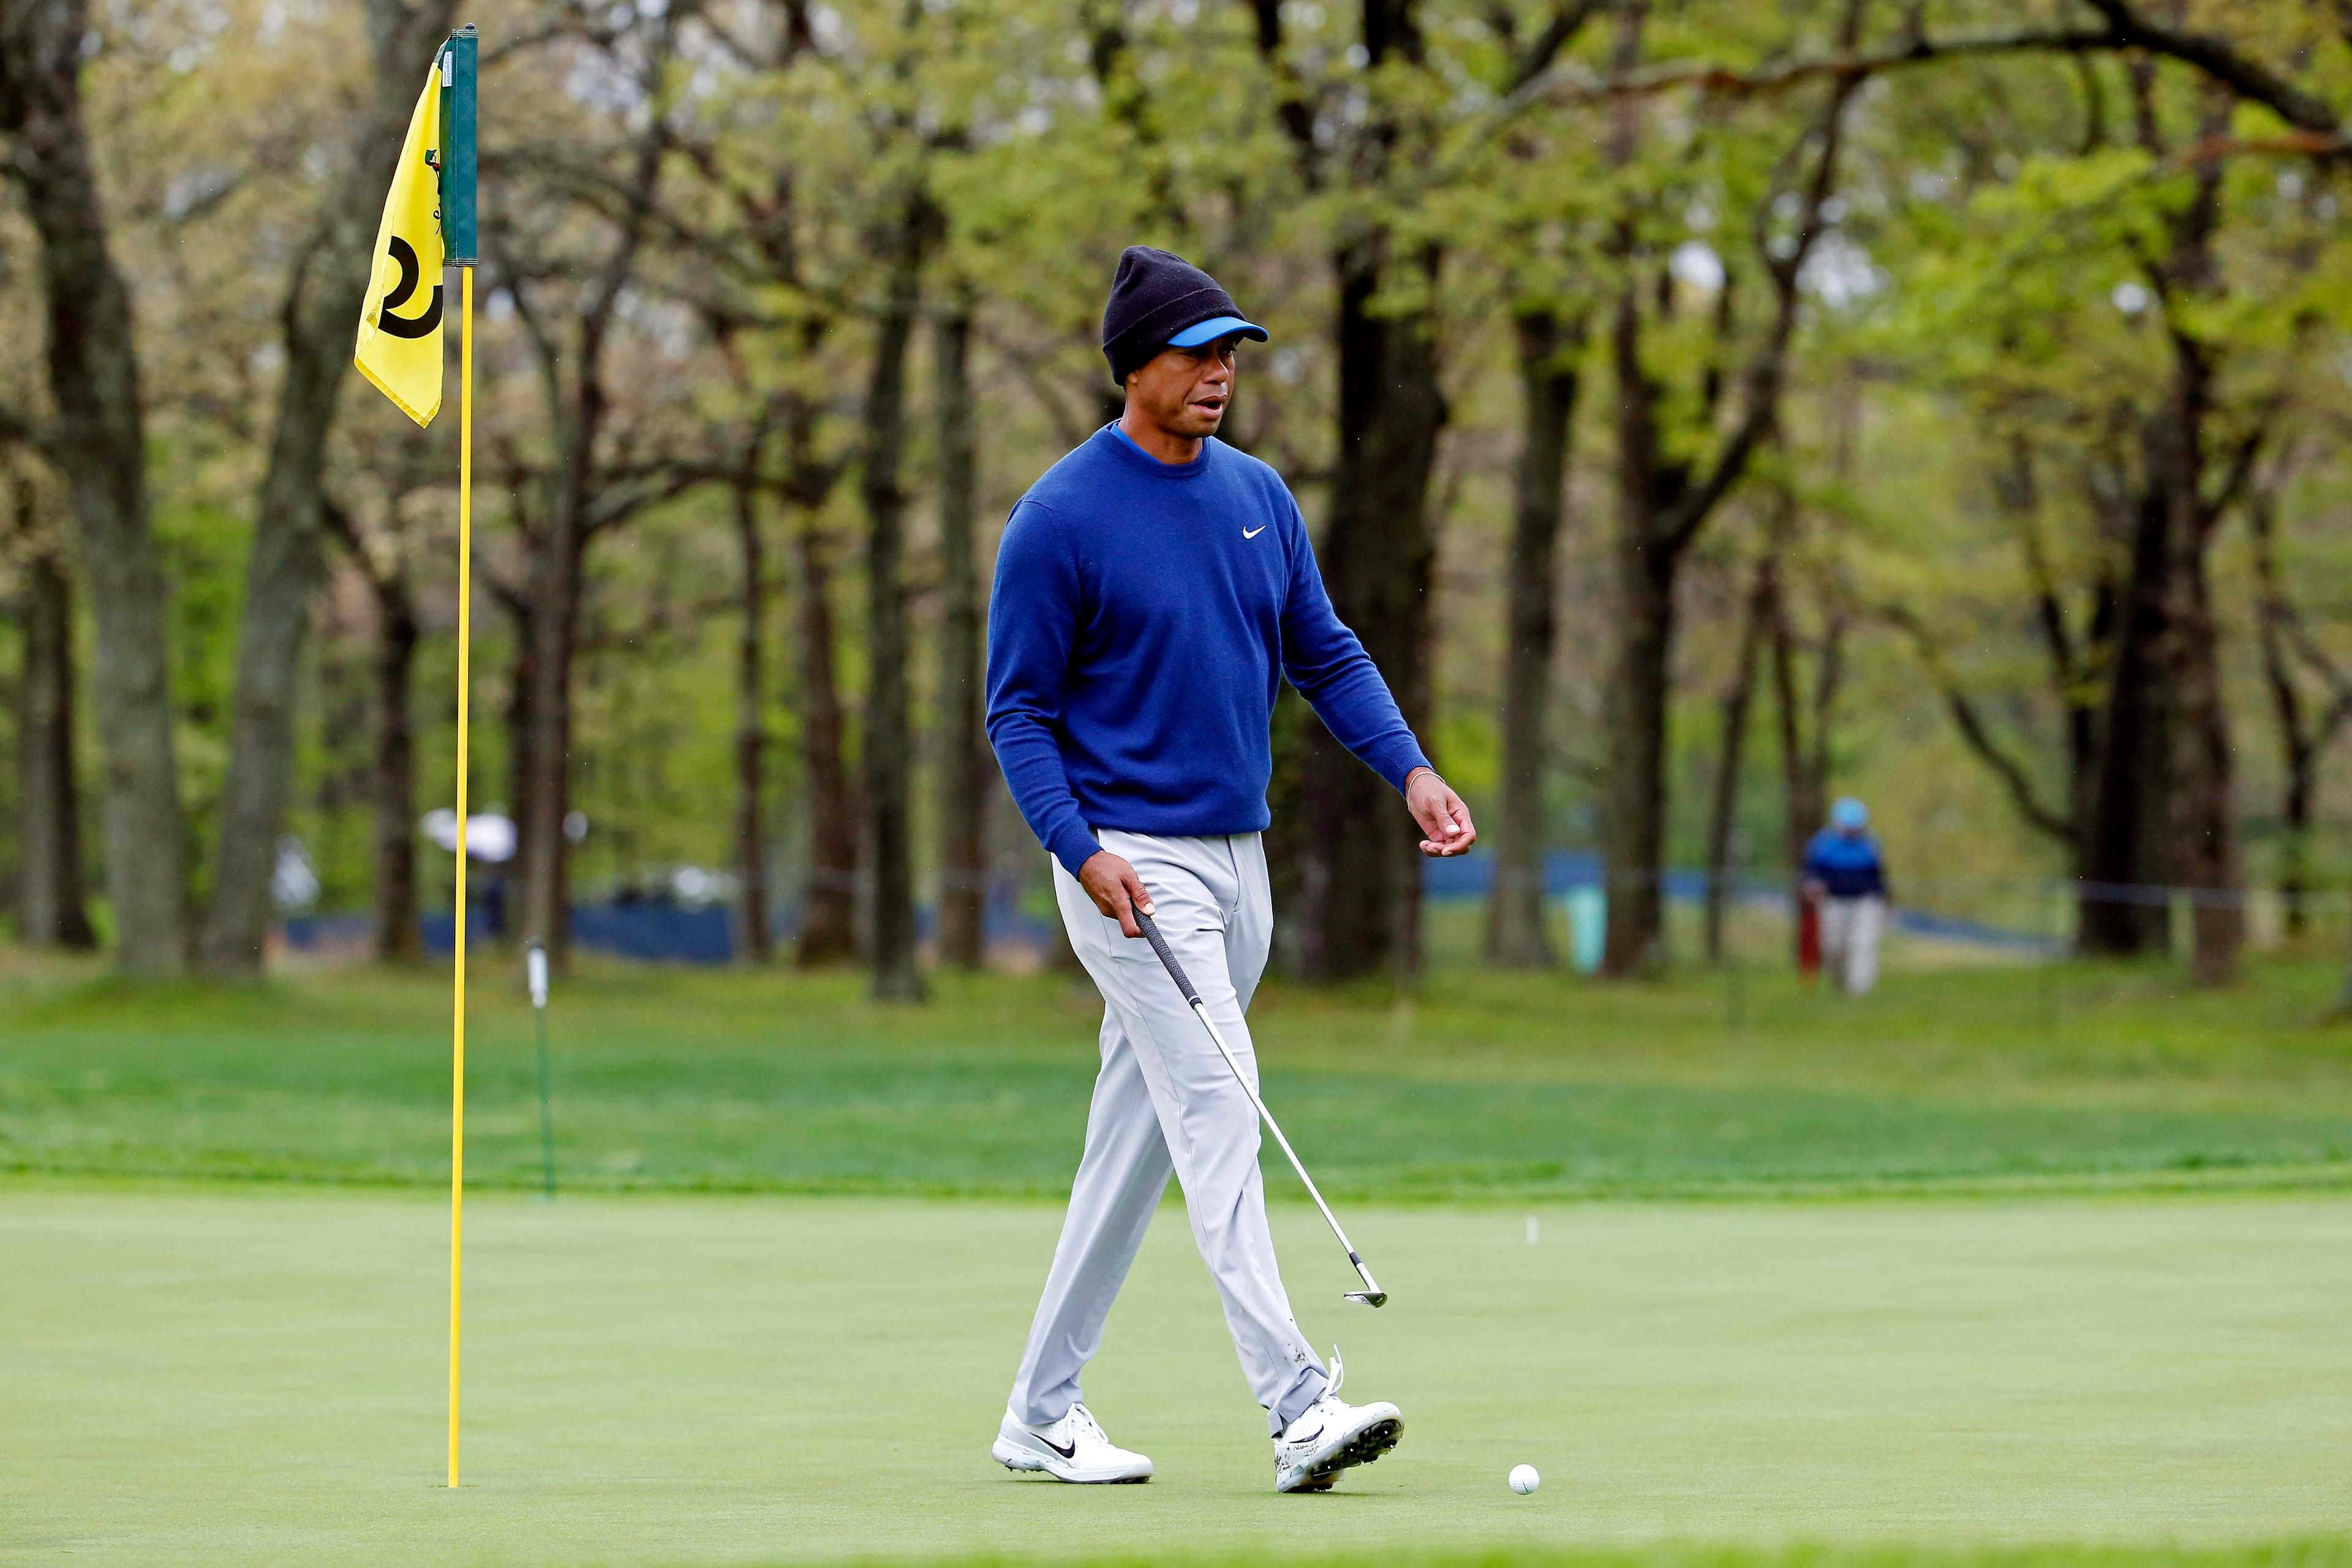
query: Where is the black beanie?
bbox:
[1101,246,1251,386]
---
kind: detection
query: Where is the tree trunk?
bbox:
[2250,492,2319,940]
[369,573,420,962]
[200,0,456,975]
[733,472,774,963]
[791,512,858,965]
[1484,308,1580,968]
[0,0,187,972]
[15,539,96,949]
[1994,433,2103,916]
[1771,582,1842,908]
[1703,558,1773,964]
[2151,337,2240,984]
[1286,234,1446,984]
[1599,285,1677,977]
[858,195,928,1001]
[500,606,536,925]
[933,305,988,970]
[2079,477,2173,955]
[2079,86,2241,971]
[2168,524,2241,983]
[2277,737,2315,940]
[1600,533,1675,975]
[503,9,676,971]
[1589,1,1857,978]
[2144,122,2241,986]
[518,497,581,965]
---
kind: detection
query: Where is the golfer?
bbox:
[1803,797,1890,997]
[984,247,1476,1493]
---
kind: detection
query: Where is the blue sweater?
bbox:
[1803,829,1888,900]
[986,425,1430,876]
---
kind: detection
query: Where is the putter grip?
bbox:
[1132,910,1202,1006]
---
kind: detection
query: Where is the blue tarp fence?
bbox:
[285,879,1052,965]
[284,848,2044,965]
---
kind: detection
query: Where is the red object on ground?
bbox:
[1796,897,1822,979]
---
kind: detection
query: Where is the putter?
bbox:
[1132,908,1387,1308]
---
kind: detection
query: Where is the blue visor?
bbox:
[1167,314,1268,349]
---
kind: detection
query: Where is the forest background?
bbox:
[6,0,2352,995]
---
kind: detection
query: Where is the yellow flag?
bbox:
[355,67,446,426]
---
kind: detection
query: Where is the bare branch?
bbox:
[1248,0,1321,181]
[1505,0,1604,96]
[582,462,718,537]
[1656,0,1866,559]
[1513,24,2122,113]
[1885,605,2078,845]
[2079,0,2341,138]
[2199,415,2272,530]
[1488,6,2343,154]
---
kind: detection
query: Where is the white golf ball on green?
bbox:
[1509,1464,1540,1494]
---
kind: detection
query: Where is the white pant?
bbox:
[1008,829,1328,1436]
[1820,894,1885,996]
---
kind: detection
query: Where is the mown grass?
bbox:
[9,1188,2350,1563]
[3,948,2348,1199]
[921,1551,2352,1567]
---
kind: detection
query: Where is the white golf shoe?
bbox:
[992,1401,1153,1484]
[1272,1351,1403,1493]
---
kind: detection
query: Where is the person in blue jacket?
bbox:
[1803,797,1890,995]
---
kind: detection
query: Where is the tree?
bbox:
[856,179,932,1001]
[199,0,458,976]
[2131,88,2249,984]
[1864,37,2332,979]
[4,454,94,948]
[728,418,777,965]
[1485,307,1585,966]
[0,0,188,972]
[1883,428,2105,934]
[933,300,989,970]
[684,313,783,967]
[1254,0,1604,981]
[1770,535,1845,916]
[322,483,424,964]
[1594,0,1865,975]
[486,2,696,967]
[788,477,859,966]
[1701,547,1774,964]
[2247,475,2352,942]
[1253,0,1449,981]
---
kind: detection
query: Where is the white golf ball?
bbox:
[1509,1464,1540,1495]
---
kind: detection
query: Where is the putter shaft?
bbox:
[1133,910,1387,1307]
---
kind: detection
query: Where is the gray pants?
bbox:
[1820,894,1885,996]
[1009,829,1329,1437]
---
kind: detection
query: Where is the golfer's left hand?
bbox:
[1404,768,1476,858]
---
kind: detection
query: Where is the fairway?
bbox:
[7,960,2351,1201]
[6,1185,2349,1566]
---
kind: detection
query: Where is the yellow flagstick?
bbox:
[355,24,476,1491]
[448,262,473,1490]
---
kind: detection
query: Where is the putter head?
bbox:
[1343,1289,1388,1308]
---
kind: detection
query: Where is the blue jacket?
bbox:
[1804,829,1888,900]
[986,426,1430,876]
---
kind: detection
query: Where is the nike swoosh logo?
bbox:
[1041,1435,1077,1459]
[1242,525,1267,538]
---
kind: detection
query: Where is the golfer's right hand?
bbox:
[1079,851,1155,938]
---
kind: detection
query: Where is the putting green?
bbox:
[4,1186,2348,1566]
